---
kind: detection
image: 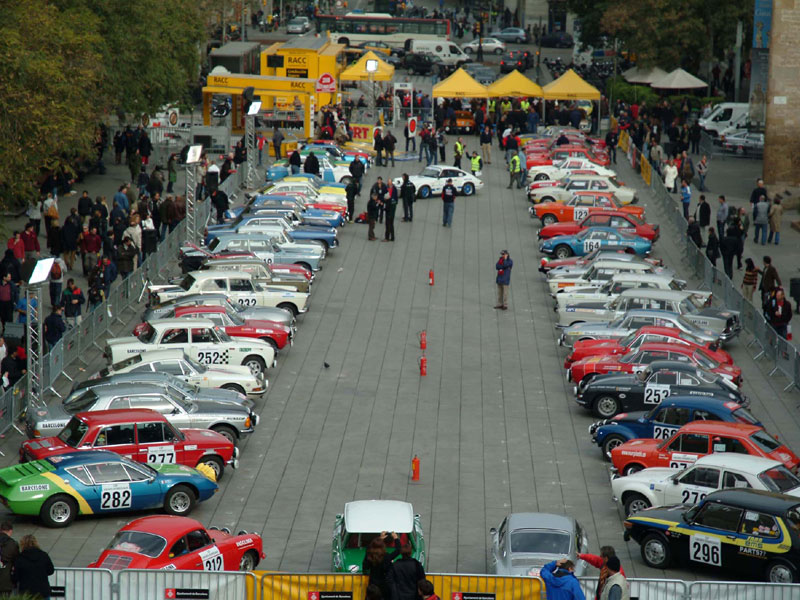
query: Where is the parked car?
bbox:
[528,157,617,182]
[199,234,325,274]
[0,451,218,527]
[90,515,265,571]
[286,16,310,33]
[540,248,664,274]
[539,227,652,259]
[529,176,638,206]
[331,500,426,572]
[490,513,588,576]
[540,31,574,48]
[199,255,311,293]
[539,211,659,242]
[142,292,296,328]
[721,131,764,155]
[391,165,483,198]
[402,52,442,75]
[207,213,339,250]
[525,145,610,169]
[462,37,506,54]
[489,27,529,44]
[444,111,477,135]
[547,259,670,296]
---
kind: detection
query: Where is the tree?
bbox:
[0,1,103,211]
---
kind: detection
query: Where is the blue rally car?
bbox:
[538,226,651,259]
[0,450,218,527]
[206,214,339,249]
[589,396,762,460]
[225,195,344,228]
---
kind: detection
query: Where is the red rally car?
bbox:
[268,191,347,219]
[526,144,611,169]
[611,421,800,476]
[568,342,742,386]
[565,326,732,369]
[539,211,659,242]
[89,515,265,571]
[21,409,237,481]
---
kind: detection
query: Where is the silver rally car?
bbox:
[142,292,295,328]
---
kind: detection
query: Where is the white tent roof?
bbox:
[650,68,707,89]
[625,66,669,85]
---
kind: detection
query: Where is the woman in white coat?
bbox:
[663,158,679,193]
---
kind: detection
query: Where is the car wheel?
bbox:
[516,37,524,43]
[261,337,279,352]
[541,195,555,203]
[277,302,299,317]
[534,173,549,181]
[164,485,196,516]
[295,262,312,274]
[221,383,246,395]
[211,425,238,444]
[601,434,626,460]
[464,47,473,54]
[542,214,557,226]
[462,182,475,195]
[494,47,503,55]
[593,395,621,419]
[554,245,572,259]
[419,185,431,199]
[240,549,260,571]
[40,495,77,528]
[641,533,671,569]
[623,463,644,476]
[242,355,266,377]
[197,455,225,481]
[766,560,798,583]
[623,493,652,516]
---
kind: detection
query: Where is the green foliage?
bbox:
[605,77,660,107]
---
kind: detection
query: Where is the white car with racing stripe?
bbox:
[392,165,483,199]
[527,157,617,182]
[104,318,277,378]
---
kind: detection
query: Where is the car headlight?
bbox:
[349,564,361,573]
[244,417,252,429]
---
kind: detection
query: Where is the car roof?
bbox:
[188,270,254,280]
[678,421,762,435]
[204,257,263,265]
[703,489,800,514]
[121,515,204,535]
[636,342,696,353]
[146,317,216,328]
[213,233,277,241]
[76,408,167,426]
[43,449,127,467]
[507,512,575,532]
[588,260,649,269]
[647,360,708,373]
[119,348,187,361]
[581,210,631,219]
[344,500,414,533]
[624,309,679,318]
[76,372,177,389]
[571,190,616,197]
[88,383,174,397]
[694,453,783,472]
[175,306,226,316]
[619,289,690,300]
[611,273,671,283]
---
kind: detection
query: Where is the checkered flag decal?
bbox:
[218,349,230,364]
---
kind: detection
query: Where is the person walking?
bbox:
[507,153,521,189]
[749,178,768,217]
[765,287,793,339]
[441,178,457,227]
[48,256,66,308]
[696,155,709,191]
[760,256,781,307]
[367,193,379,241]
[753,196,770,244]
[400,174,416,222]
[392,542,426,600]
[453,137,464,169]
[605,128,618,164]
[679,179,691,219]
[0,521,19,597]
[735,207,749,269]
[716,195,729,238]
[706,228,720,266]
[768,197,783,244]
[480,126,493,165]
[470,152,482,176]
[579,546,625,600]
[383,181,398,241]
[61,278,85,328]
[540,559,586,600]
[384,130,397,168]
[599,557,629,600]
[741,258,759,303]
[494,250,512,310]
[349,156,365,194]
[12,535,54,600]
[720,226,739,280]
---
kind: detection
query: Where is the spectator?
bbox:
[113,184,130,215]
[273,127,285,161]
[117,237,137,279]
[44,305,66,348]
[167,154,177,193]
[123,214,143,264]
[383,181,398,242]
[0,250,21,285]
[720,226,739,280]
[21,223,40,263]
[768,197,783,245]
[679,179,691,219]
[540,559,586,600]
[88,279,104,310]
[16,289,37,325]
[48,255,67,308]
[663,159,678,193]
[687,217,703,248]
[349,156,365,194]
[495,250,513,310]
[753,196,770,245]
[61,278,85,328]
[61,209,81,271]
[579,546,625,600]
[706,228,720,267]
[80,225,102,276]
[400,174,416,223]
[735,207,749,270]
[12,534,54,600]
[0,273,18,335]
[100,256,118,298]
[384,130,397,168]
[404,122,416,152]
[749,178,768,217]
[765,288,793,339]
[600,557,628,600]
[362,535,399,600]
[418,579,440,600]
[77,190,93,224]
[159,195,175,240]
[441,178,457,227]
[1,346,26,390]
[210,189,230,225]
[696,155,709,192]
[0,521,19,596]
[760,256,781,307]
[741,258,759,303]
[289,150,302,175]
[367,193,379,241]
[304,151,320,176]
[7,232,25,262]
[392,542,425,600]
[716,195,729,238]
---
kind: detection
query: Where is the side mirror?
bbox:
[671,477,679,485]
[489,527,498,536]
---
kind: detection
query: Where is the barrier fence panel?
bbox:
[77,313,95,361]
[754,315,778,363]
[45,339,66,393]
[773,336,797,389]
[118,569,254,600]
[689,580,800,600]
[53,567,114,600]
[579,577,687,600]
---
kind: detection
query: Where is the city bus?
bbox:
[316,13,451,49]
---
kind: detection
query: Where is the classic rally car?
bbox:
[525,144,611,169]
[610,421,799,476]
[612,454,800,516]
[540,248,664,274]
[554,275,703,314]
[547,260,674,296]
[0,451,217,527]
[225,194,345,227]
[90,515,265,571]
[490,513,589,576]
[267,154,353,184]
[558,310,721,349]
[105,318,277,377]
[197,234,325,274]
[142,293,296,327]
[590,395,758,459]
[567,342,742,386]
[148,270,310,315]
[391,165,483,198]
[199,256,311,294]
[539,227,652,259]
[27,381,258,442]
[532,194,644,226]
[565,327,731,368]
[21,409,237,481]
[528,175,636,205]
[206,214,338,250]
[332,500,426,572]
[527,157,616,182]
[444,110,477,134]
[624,489,800,582]
[538,211,659,241]
[300,140,372,165]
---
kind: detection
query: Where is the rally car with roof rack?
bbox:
[554,274,702,313]
[612,454,800,517]
[526,157,616,182]
[105,318,277,378]
[391,165,483,199]
[589,395,757,459]
[610,421,799,476]
[539,227,652,260]
[90,515,264,571]
[624,489,800,582]
[22,409,237,481]
[538,211,659,242]
[0,450,217,527]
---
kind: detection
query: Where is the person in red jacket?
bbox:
[6,232,24,262]
[579,546,625,600]
[20,223,40,263]
[79,226,102,276]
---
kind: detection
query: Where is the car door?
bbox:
[187,529,225,571]
[660,432,710,468]
[190,326,226,365]
[136,421,184,466]
[649,406,692,440]
[490,517,508,571]
[92,423,138,461]
[157,327,191,355]
[582,229,607,254]
[128,394,191,429]
[572,195,594,221]
[229,277,258,307]
[642,370,678,407]
[664,465,721,505]
[685,501,745,573]
[82,461,152,513]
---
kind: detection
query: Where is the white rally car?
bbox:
[527,157,617,182]
[263,179,346,205]
[104,318,277,378]
[148,270,309,315]
[611,453,800,516]
[392,165,484,199]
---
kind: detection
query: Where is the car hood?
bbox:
[584,372,640,388]
[29,403,72,429]
[192,397,253,416]
[194,386,254,408]
[621,467,678,485]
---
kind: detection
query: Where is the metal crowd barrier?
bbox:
[52,567,114,600]
[118,569,254,600]
[578,576,688,600]
[689,580,800,600]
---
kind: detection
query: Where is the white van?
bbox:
[408,40,471,66]
[716,113,750,142]
[698,103,748,137]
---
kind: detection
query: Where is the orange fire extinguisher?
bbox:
[411,455,420,482]
[429,269,434,286]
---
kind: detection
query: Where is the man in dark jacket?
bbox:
[0,522,19,595]
[393,542,425,600]
[1,346,26,389]
[540,559,586,600]
[719,227,739,280]
[367,193,379,241]
[370,178,388,224]
[760,256,781,307]
[695,194,711,228]
[687,217,703,248]
[345,180,358,222]
[117,237,137,279]
[44,305,66,348]
[210,189,229,225]
[61,278,85,327]
[383,181,398,241]
[400,174,416,222]
[304,151,320,176]
[495,250,513,310]
[373,130,384,167]
[383,130,397,167]
[349,157,365,193]
[100,256,118,298]
[605,128,618,164]
[289,149,302,174]
[766,287,793,339]
[441,178,457,227]
[12,535,55,599]
[77,190,93,224]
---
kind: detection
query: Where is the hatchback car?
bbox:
[489,27,529,44]
[286,16,310,34]
[462,37,506,54]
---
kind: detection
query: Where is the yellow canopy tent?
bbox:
[339,51,395,81]
[486,70,543,98]
[542,69,601,101]
[432,68,488,98]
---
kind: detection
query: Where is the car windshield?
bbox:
[106,531,167,558]
[732,407,759,425]
[207,238,221,252]
[759,466,800,493]
[679,298,699,313]
[57,417,89,447]
[225,298,245,314]
[63,390,99,413]
[137,324,157,344]
[510,529,571,555]
[214,326,232,342]
[669,280,685,290]
[750,430,783,453]
[692,350,719,370]
[695,368,717,384]
[420,167,440,178]
[229,312,245,326]
[111,354,142,371]
[178,275,197,292]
